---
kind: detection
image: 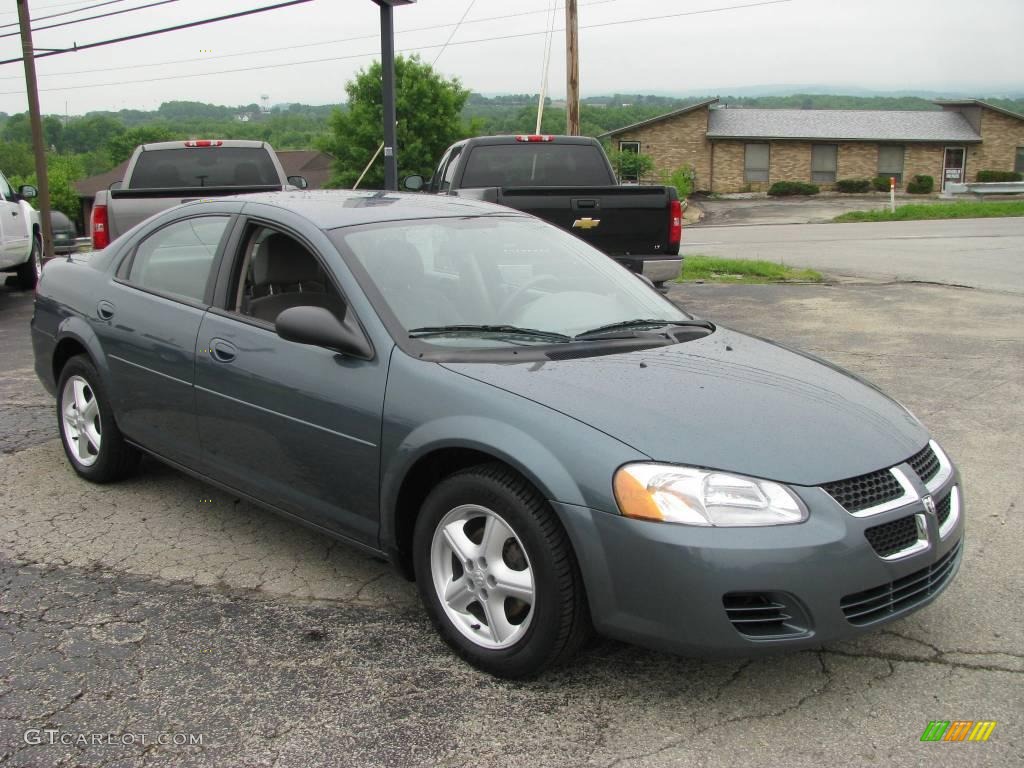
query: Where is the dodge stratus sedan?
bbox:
[31,191,963,678]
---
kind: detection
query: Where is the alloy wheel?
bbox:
[61,375,102,467]
[429,504,535,649]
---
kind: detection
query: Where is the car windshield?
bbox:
[331,216,690,348]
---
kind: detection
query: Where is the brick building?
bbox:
[600,99,1024,194]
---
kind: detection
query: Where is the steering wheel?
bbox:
[497,275,562,321]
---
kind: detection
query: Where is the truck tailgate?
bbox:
[108,184,280,238]
[496,186,673,257]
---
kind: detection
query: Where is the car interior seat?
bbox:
[370,240,461,328]
[245,234,345,325]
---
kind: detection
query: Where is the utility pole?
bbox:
[17,0,54,260]
[372,0,415,191]
[565,0,580,136]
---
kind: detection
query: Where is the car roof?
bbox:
[224,189,526,230]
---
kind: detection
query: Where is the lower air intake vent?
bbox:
[723,592,810,639]
[840,541,962,626]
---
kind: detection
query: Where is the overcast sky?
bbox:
[0,0,1021,116]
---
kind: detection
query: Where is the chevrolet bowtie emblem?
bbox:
[572,217,601,230]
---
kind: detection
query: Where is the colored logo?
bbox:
[572,217,601,230]
[920,721,996,742]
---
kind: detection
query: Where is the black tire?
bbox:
[413,463,591,678]
[56,354,140,483]
[16,236,41,291]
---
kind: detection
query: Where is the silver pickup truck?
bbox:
[90,140,307,249]
[0,169,42,290]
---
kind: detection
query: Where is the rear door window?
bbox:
[460,144,612,187]
[129,148,279,189]
[127,216,230,302]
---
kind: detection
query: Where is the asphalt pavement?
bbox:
[1,269,1022,766]
[682,216,1024,293]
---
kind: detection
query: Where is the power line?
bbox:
[0,0,127,18]
[0,0,184,40]
[430,0,477,67]
[0,0,316,67]
[0,0,135,30]
[0,0,794,96]
[0,0,624,80]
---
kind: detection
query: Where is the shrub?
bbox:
[835,178,871,193]
[906,175,934,194]
[609,149,654,182]
[976,170,1023,183]
[768,181,820,196]
[659,164,695,198]
[871,176,893,192]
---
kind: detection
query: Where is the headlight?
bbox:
[613,463,807,526]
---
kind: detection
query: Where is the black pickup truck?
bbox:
[406,135,682,286]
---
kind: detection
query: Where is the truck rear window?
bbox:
[460,144,612,188]
[129,147,279,189]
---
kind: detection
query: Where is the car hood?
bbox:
[442,328,928,486]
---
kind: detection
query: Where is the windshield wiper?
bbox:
[408,324,572,343]
[573,318,712,341]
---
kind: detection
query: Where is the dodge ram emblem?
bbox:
[572,217,601,230]
[922,495,937,515]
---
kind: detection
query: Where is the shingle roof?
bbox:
[706,108,982,143]
[74,150,334,198]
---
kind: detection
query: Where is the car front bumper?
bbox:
[553,472,964,656]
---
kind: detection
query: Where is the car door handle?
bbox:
[96,300,115,320]
[209,339,237,363]
[10,211,17,216]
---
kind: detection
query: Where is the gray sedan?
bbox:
[31,191,963,678]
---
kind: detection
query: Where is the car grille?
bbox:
[935,490,952,528]
[722,592,808,639]
[907,443,940,484]
[822,468,904,513]
[840,540,961,626]
[864,515,919,557]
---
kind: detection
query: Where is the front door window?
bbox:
[943,147,966,190]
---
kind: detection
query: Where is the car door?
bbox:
[194,216,388,546]
[101,210,237,467]
[0,172,27,264]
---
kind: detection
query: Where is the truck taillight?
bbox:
[91,204,109,250]
[183,140,223,147]
[669,199,682,247]
[514,135,554,142]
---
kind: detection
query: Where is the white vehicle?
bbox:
[0,170,42,290]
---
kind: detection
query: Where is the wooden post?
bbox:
[17,0,54,260]
[565,0,580,136]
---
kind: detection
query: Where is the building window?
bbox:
[878,145,905,183]
[744,143,770,182]
[1016,147,1024,174]
[811,144,838,183]
[618,141,641,182]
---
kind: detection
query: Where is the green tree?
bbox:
[321,55,470,189]
[0,141,35,177]
[11,154,87,219]
[106,125,178,164]
[63,115,125,154]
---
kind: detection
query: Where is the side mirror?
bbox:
[403,175,424,191]
[275,305,372,358]
[18,185,37,200]
[287,175,309,190]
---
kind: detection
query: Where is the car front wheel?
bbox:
[413,463,590,678]
[57,355,139,482]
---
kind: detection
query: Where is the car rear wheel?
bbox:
[413,463,590,678]
[16,236,41,290]
[57,355,139,482]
